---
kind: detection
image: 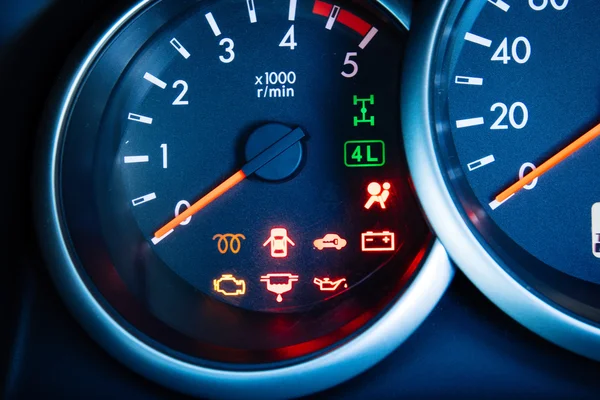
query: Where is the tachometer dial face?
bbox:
[44,0,435,372]
[424,0,600,328]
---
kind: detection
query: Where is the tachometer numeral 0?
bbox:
[529,0,569,11]
[341,52,358,78]
[172,80,189,105]
[490,102,529,130]
[491,37,531,65]
[279,25,297,50]
[219,38,235,63]
[519,162,538,190]
[175,200,192,225]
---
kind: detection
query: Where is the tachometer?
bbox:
[36,0,452,398]
[404,0,600,360]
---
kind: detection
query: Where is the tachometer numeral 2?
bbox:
[172,80,189,105]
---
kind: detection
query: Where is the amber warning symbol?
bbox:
[260,273,299,303]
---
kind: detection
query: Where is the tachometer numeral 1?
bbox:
[160,144,168,169]
[341,52,358,78]
[279,26,297,50]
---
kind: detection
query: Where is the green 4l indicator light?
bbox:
[344,140,385,167]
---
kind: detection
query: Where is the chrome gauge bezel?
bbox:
[403,0,600,361]
[34,0,453,398]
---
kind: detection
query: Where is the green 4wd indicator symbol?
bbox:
[344,140,385,168]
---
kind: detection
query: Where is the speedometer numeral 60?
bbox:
[529,0,569,11]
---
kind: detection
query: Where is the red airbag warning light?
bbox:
[260,273,299,303]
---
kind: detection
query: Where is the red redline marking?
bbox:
[313,0,332,17]
[312,1,372,36]
[337,9,371,36]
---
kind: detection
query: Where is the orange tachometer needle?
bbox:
[154,170,246,239]
[153,127,305,240]
[495,122,600,203]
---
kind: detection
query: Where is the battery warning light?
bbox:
[361,231,395,252]
[260,273,299,303]
[213,274,246,296]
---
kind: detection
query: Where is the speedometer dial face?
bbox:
[37,0,451,395]
[443,0,600,289]
[404,0,600,359]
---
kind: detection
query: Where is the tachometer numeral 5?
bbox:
[341,52,358,78]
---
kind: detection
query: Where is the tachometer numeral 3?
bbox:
[219,38,235,63]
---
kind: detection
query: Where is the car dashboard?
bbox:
[2,0,600,399]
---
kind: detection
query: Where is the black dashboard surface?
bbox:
[2,0,600,398]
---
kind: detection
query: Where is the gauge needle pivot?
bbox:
[154,127,306,240]
[495,122,600,203]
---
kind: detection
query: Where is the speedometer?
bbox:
[404,0,600,360]
[35,0,452,398]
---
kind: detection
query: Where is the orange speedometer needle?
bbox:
[495,122,600,203]
[154,127,305,240]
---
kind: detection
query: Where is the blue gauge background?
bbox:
[433,0,600,321]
